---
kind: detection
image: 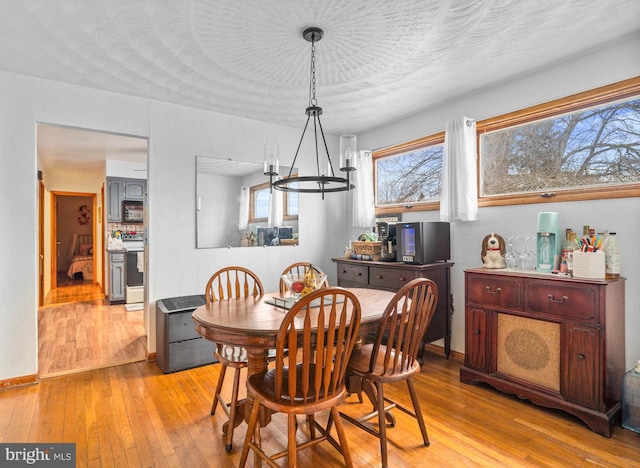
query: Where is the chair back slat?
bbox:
[205,266,264,303]
[273,288,361,404]
[370,278,438,376]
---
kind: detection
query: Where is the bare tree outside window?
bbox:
[481,98,640,196]
[376,145,444,206]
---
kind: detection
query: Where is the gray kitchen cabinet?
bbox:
[108,251,126,304]
[107,178,125,222]
[124,179,145,200]
[106,177,146,222]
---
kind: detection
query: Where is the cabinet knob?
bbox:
[547,294,568,303]
[399,277,406,281]
[376,275,382,279]
[484,286,501,295]
[577,353,585,360]
[342,270,347,274]
[474,330,481,335]
[357,272,362,276]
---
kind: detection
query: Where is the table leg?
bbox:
[245,347,272,427]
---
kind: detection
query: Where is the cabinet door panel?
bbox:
[562,323,599,409]
[465,307,490,371]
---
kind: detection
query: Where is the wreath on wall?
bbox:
[78,204,91,225]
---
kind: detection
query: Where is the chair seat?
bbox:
[348,344,422,383]
[247,364,344,413]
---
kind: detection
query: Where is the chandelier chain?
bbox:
[310,38,317,107]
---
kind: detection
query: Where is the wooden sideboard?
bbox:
[460,268,625,436]
[332,258,453,358]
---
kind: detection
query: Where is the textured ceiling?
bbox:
[3,0,640,174]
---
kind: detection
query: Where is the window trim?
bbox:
[373,132,445,215]
[477,76,640,207]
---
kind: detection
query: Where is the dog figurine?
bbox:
[481,233,506,269]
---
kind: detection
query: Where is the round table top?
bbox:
[192,287,395,349]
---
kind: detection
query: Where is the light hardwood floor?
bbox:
[39,277,146,377]
[1,355,638,467]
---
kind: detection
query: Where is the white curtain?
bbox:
[440,117,478,222]
[238,186,249,230]
[268,189,283,227]
[353,150,375,228]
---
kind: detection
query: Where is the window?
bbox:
[373,132,444,214]
[249,181,299,222]
[250,183,270,222]
[479,77,640,205]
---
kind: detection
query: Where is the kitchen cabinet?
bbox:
[460,268,625,436]
[333,258,453,358]
[106,177,146,222]
[108,251,126,304]
[124,179,145,200]
[156,295,216,373]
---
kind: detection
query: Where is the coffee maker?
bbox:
[536,212,561,271]
[376,221,397,262]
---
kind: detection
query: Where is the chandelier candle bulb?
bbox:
[263,142,279,176]
[340,134,357,171]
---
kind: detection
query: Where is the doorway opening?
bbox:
[37,123,148,377]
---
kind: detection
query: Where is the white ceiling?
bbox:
[3,1,640,176]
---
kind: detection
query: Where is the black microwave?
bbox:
[122,200,144,223]
[396,221,450,264]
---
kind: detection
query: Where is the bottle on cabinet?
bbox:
[605,232,621,279]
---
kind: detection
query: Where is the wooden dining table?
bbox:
[192,287,395,432]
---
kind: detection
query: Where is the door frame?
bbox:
[50,191,97,289]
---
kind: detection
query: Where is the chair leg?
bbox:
[406,378,429,446]
[375,381,389,468]
[224,367,242,452]
[288,414,297,467]
[331,406,353,468]
[211,363,227,415]
[239,399,261,467]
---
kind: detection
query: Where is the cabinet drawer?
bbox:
[525,280,598,322]
[167,338,216,372]
[168,311,202,342]
[466,274,522,310]
[110,253,125,262]
[369,266,418,290]
[337,263,368,285]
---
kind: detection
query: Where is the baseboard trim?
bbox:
[0,373,38,389]
[424,343,464,364]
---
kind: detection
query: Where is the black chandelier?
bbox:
[264,27,356,198]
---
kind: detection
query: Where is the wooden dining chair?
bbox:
[339,278,438,468]
[239,287,362,468]
[205,266,264,452]
[279,261,329,293]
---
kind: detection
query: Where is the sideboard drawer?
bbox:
[369,266,418,290]
[524,280,598,322]
[337,263,369,285]
[466,273,523,310]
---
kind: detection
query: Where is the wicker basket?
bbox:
[352,241,382,256]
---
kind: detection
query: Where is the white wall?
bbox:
[0,70,343,381]
[1,34,637,382]
[358,35,640,370]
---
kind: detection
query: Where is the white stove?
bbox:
[122,232,144,251]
